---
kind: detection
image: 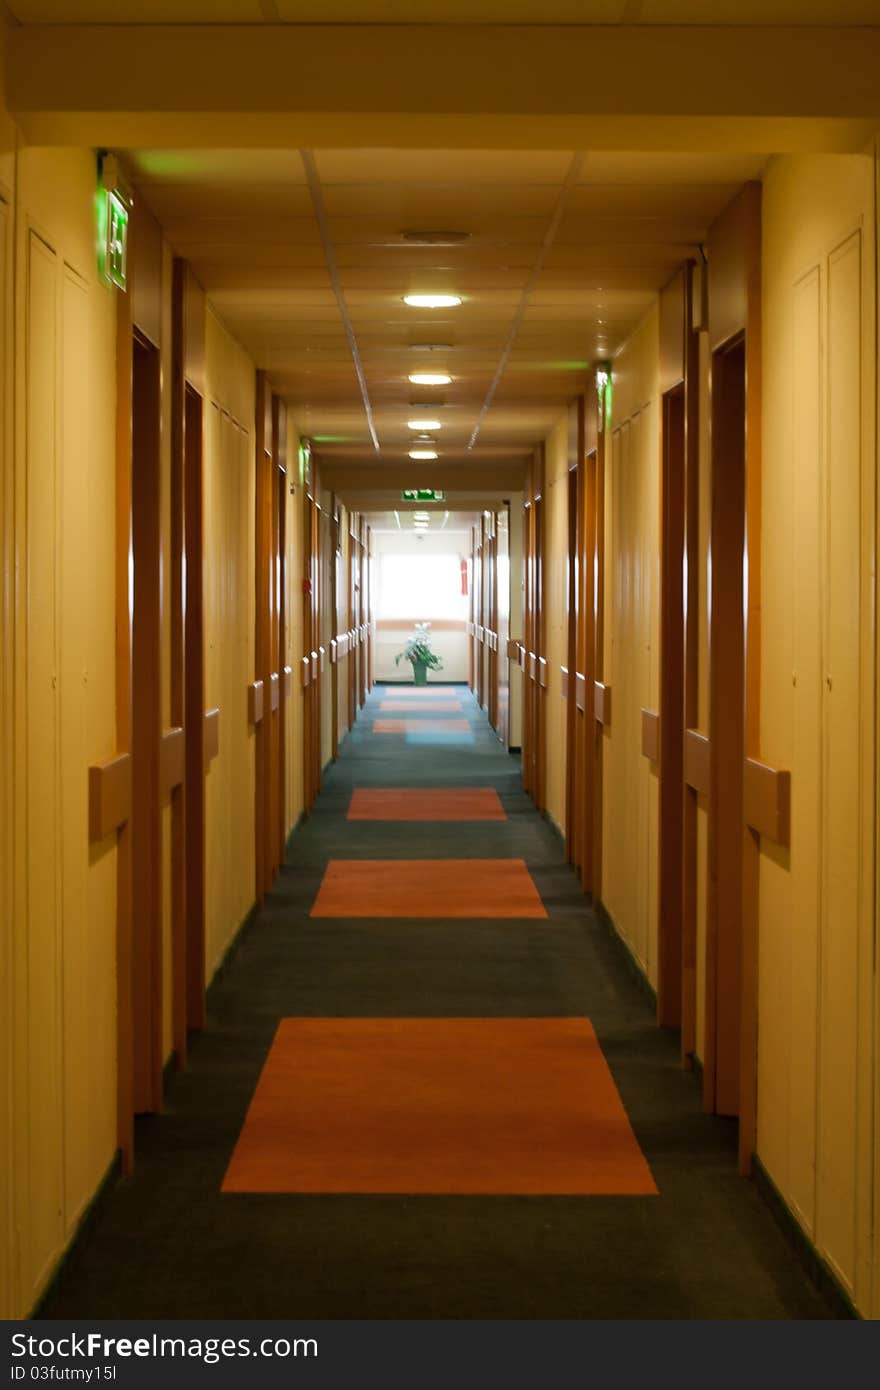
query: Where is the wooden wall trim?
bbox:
[159,726,184,794]
[560,665,569,700]
[575,672,586,712]
[744,758,791,847]
[284,664,292,695]
[301,654,311,687]
[660,263,690,393]
[684,728,710,795]
[641,708,660,763]
[248,680,264,725]
[270,671,280,710]
[538,656,548,690]
[594,680,611,727]
[204,707,220,764]
[88,753,131,843]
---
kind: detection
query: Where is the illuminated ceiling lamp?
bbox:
[403,294,462,308]
[408,372,452,386]
[408,419,442,431]
[409,449,438,460]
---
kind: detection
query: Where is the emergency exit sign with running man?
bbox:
[401,489,445,502]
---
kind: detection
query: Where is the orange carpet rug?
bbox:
[310,858,546,918]
[347,788,506,821]
[379,700,463,713]
[221,1017,657,1195]
[372,718,471,734]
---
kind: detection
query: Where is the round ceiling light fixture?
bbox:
[408,419,442,431]
[403,294,462,309]
[408,373,452,387]
[409,449,438,460]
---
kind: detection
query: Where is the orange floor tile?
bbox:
[379,700,463,712]
[372,718,471,734]
[310,858,546,918]
[347,788,506,821]
[222,1017,657,1195]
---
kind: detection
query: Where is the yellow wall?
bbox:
[757,152,876,1315]
[0,17,17,1324]
[543,412,569,836]
[602,305,661,986]
[203,307,257,980]
[4,135,118,1317]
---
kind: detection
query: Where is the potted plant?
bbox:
[395,623,444,686]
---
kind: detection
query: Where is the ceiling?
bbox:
[128,145,765,492]
[8,2,880,24]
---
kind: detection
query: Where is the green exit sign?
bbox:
[96,182,130,291]
[402,489,445,502]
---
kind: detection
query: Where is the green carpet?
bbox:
[38,685,839,1319]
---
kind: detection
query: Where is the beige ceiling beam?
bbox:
[7,24,880,150]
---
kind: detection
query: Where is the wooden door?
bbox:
[706,335,746,1117]
[496,506,511,746]
[130,333,163,1115]
[273,402,287,868]
[589,431,606,905]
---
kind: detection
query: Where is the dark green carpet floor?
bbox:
[39,685,838,1319]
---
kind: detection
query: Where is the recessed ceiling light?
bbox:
[409,373,452,386]
[409,449,438,460]
[414,521,429,529]
[401,230,470,245]
[404,294,462,309]
[413,512,430,520]
[408,419,442,431]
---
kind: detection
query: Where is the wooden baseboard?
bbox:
[594,899,658,1009]
[30,1151,122,1318]
[752,1156,858,1320]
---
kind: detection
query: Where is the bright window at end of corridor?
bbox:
[376,552,468,622]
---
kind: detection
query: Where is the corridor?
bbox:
[40,687,832,1321]
[3,4,880,1334]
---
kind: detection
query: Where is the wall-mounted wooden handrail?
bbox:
[160,726,185,793]
[641,708,659,763]
[684,728,709,794]
[507,636,521,659]
[560,665,569,700]
[575,672,586,712]
[269,671,280,711]
[88,752,131,844]
[594,681,611,727]
[204,708,220,764]
[744,757,791,847]
[248,680,264,725]
[301,654,311,687]
[283,664,292,696]
[319,646,326,673]
[538,656,548,690]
